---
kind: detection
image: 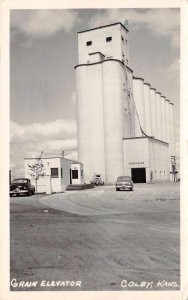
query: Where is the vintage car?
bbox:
[115,176,134,191]
[9,178,35,197]
[90,174,104,186]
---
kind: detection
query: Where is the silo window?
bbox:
[86,41,92,46]
[106,36,112,42]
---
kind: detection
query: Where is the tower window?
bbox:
[106,36,112,42]
[86,41,92,46]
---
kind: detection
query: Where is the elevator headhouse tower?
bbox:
[75,23,135,183]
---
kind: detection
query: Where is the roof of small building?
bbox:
[24,157,83,165]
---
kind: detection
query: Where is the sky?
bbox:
[10,8,180,176]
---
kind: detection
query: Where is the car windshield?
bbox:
[117,176,131,181]
[12,179,28,184]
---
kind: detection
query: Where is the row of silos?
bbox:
[132,77,175,156]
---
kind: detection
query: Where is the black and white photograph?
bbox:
[1,0,188,299]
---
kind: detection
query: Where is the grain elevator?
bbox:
[74,22,176,184]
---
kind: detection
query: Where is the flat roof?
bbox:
[24,157,83,164]
[78,22,129,34]
[123,136,168,145]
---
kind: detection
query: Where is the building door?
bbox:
[70,169,72,184]
[131,168,146,183]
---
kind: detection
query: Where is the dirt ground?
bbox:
[10,182,180,291]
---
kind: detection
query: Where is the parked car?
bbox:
[9,178,35,197]
[115,176,134,191]
[91,174,104,186]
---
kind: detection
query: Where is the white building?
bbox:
[75,22,176,184]
[24,157,84,193]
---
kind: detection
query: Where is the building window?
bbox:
[86,41,92,46]
[72,170,78,179]
[106,36,112,42]
[51,168,59,178]
[61,168,63,178]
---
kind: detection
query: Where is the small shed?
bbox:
[24,156,84,193]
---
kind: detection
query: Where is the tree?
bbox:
[27,154,46,194]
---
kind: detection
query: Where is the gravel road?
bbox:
[10,182,180,291]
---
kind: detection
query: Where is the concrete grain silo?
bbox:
[102,61,125,183]
[160,95,166,142]
[155,91,162,140]
[143,83,152,136]
[133,77,146,136]
[75,22,177,184]
[169,102,175,156]
[165,99,171,144]
[150,88,157,138]
[75,65,106,183]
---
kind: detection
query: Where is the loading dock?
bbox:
[131,168,146,183]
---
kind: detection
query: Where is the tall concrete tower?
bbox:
[75,23,134,184]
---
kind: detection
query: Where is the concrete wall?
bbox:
[148,139,170,181]
[123,137,170,183]
[123,137,150,182]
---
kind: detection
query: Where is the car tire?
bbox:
[116,188,119,191]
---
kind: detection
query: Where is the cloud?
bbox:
[11,10,81,38]
[10,119,77,144]
[10,119,78,174]
[89,8,180,48]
